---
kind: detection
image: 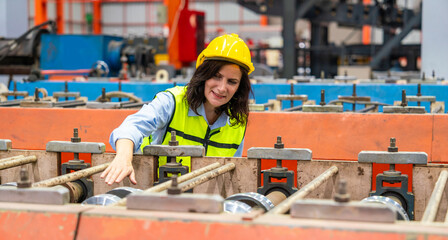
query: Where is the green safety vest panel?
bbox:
[141,86,246,169]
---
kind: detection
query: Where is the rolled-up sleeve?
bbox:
[109,92,174,152]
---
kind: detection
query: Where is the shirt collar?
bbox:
[188,104,229,128]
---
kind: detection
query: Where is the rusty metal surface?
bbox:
[127,192,224,213]
[421,170,448,223]
[268,166,339,215]
[0,185,69,205]
[338,96,372,102]
[0,155,24,163]
[383,106,426,113]
[411,164,448,221]
[290,199,396,223]
[46,141,106,154]
[0,156,37,170]
[0,140,12,151]
[170,163,236,193]
[52,92,81,98]
[247,147,312,160]
[0,91,29,97]
[266,191,287,206]
[192,157,259,197]
[358,151,428,164]
[143,145,205,157]
[302,105,343,112]
[91,154,155,195]
[19,100,54,108]
[33,163,110,188]
[0,150,58,184]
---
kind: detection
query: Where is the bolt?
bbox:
[388,137,398,152]
[274,136,284,169]
[34,88,40,102]
[17,167,31,188]
[118,81,122,102]
[169,131,179,146]
[64,81,69,101]
[71,128,81,143]
[334,179,350,203]
[401,90,407,107]
[320,89,326,106]
[167,175,181,195]
[417,84,422,106]
[101,88,106,102]
[274,136,284,149]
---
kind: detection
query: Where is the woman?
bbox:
[101,33,254,185]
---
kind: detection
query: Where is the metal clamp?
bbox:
[46,141,106,154]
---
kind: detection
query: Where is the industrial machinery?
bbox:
[238,0,422,78]
[0,22,166,82]
[0,21,56,77]
[1,133,448,239]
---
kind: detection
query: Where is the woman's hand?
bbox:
[100,139,137,185]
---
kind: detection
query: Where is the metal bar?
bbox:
[32,163,110,188]
[112,162,222,207]
[56,0,64,34]
[172,163,236,192]
[0,156,37,170]
[370,12,421,68]
[0,155,25,163]
[93,0,102,34]
[422,170,448,223]
[267,166,338,215]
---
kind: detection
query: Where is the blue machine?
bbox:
[40,34,123,76]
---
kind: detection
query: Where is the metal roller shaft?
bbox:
[0,155,25,163]
[267,166,339,215]
[266,191,288,206]
[32,163,110,188]
[0,156,37,170]
[112,162,222,207]
[422,170,448,223]
[172,163,236,192]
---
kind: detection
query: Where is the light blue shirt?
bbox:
[110,91,244,156]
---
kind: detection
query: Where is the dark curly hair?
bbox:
[186,60,252,127]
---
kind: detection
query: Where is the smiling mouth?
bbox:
[212,91,225,99]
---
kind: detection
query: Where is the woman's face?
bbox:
[204,64,242,110]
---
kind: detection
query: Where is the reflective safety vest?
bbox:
[141,86,246,169]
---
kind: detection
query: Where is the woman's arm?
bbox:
[101,138,136,185]
[101,91,176,184]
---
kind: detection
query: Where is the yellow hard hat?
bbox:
[196,33,254,74]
